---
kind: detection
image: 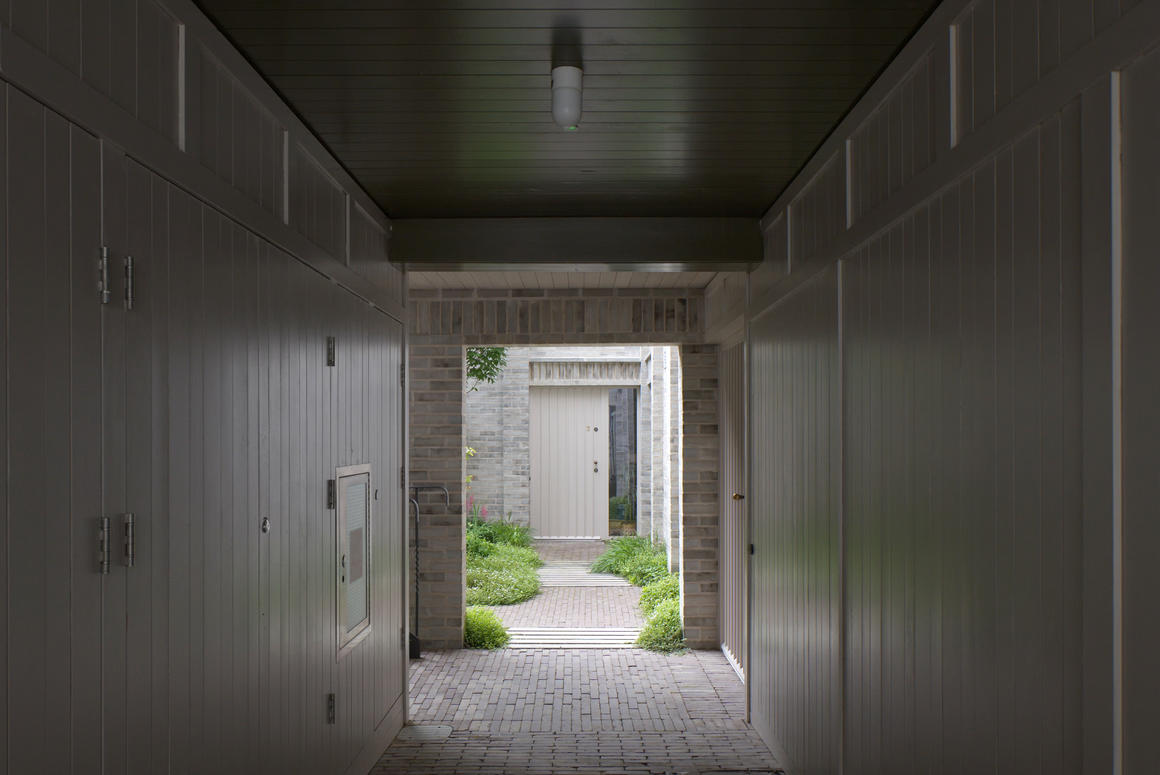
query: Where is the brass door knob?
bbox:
[732,492,745,500]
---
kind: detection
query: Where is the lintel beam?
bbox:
[390,217,761,272]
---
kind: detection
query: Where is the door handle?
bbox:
[732,492,745,500]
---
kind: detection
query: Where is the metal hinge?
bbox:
[98,247,111,304]
[399,466,405,488]
[124,255,134,310]
[399,362,405,387]
[98,516,111,574]
[326,693,336,724]
[326,336,336,367]
[122,513,135,567]
[327,479,337,509]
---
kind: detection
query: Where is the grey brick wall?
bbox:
[410,287,717,649]
[679,344,721,649]
[409,344,466,650]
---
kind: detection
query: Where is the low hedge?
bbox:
[464,606,510,649]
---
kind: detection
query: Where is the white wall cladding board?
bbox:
[290,142,349,263]
[1121,49,1160,775]
[753,212,788,301]
[718,341,744,674]
[351,200,403,305]
[2,87,103,775]
[0,83,7,773]
[843,102,1084,774]
[788,151,846,271]
[189,43,286,220]
[8,0,181,142]
[748,267,841,775]
[850,51,937,223]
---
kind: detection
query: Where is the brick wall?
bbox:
[409,344,466,649]
[679,344,720,649]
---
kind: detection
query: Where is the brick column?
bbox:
[409,344,466,649]
[679,344,720,649]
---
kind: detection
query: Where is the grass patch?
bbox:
[639,574,679,618]
[590,536,658,576]
[621,552,670,586]
[635,598,686,653]
[467,515,532,547]
[464,606,510,649]
[465,516,542,605]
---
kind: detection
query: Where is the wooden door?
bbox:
[529,387,609,539]
[2,85,104,775]
[719,341,746,679]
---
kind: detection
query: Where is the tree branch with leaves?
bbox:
[465,346,508,392]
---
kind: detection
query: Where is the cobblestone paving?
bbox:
[374,649,778,774]
[534,539,609,563]
[490,586,645,628]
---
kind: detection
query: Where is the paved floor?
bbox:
[373,538,781,774]
[372,649,780,774]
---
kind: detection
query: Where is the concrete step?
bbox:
[538,561,631,587]
[505,627,642,649]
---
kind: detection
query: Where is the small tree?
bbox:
[465,347,507,392]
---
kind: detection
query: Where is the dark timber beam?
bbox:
[390,217,761,272]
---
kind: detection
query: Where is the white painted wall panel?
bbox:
[748,268,841,775]
[748,2,1153,773]
[290,141,349,263]
[718,341,745,675]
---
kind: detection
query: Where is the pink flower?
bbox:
[466,494,474,510]
[481,505,488,518]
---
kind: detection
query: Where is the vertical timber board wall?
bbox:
[719,341,745,673]
[748,1,1154,774]
[0,1,408,772]
[748,270,841,775]
[679,344,719,649]
[1,85,104,774]
[842,103,1084,773]
[1121,49,1160,775]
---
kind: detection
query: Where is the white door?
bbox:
[530,386,609,538]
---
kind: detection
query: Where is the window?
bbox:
[337,464,372,654]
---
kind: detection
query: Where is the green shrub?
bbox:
[635,598,685,653]
[590,536,654,575]
[464,606,510,649]
[466,532,495,558]
[639,574,679,618]
[465,544,542,605]
[622,552,669,586]
[465,562,539,605]
[467,515,533,547]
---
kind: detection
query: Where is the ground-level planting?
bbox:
[591,536,684,652]
[463,516,543,647]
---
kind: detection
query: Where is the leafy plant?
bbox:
[622,552,670,586]
[639,574,679,618]
[466,551,540,605]
[467,514,532,548]
[590,536,658,576]
[464,606,510,649]
[635,598,685,653]
[466,532,496,558]
[466,347,507,392]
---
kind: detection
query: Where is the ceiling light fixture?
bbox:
[551,65,583,131]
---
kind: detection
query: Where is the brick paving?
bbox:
[534,539,609,563]
[373,649,779,774]
[490,586,645,629]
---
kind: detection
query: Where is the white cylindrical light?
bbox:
[551,65,583,130]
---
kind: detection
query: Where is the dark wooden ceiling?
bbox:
[198,1,937,218]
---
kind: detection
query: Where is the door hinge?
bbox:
[399,362,405,387]
[327,479,337,509]
[122,513,135,567]
[326,336,336,367]
[98,246,111,304]
[98,516,112,574]
[124,255,134,310]
[326,693,336,724]
[400,466,405,489]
